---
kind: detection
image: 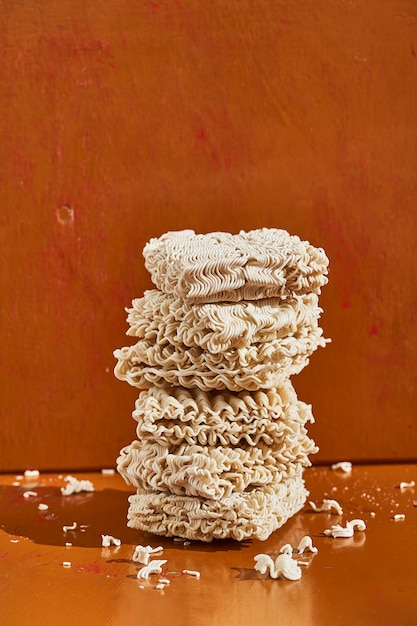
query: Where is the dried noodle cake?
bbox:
[130,381,315,448]
[117,433,317,500]
[113,322,326,392]
[126,474,308,542]
[125,289,324,352]
[143,228,329,303]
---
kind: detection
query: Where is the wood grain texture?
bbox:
[1,1,416,470]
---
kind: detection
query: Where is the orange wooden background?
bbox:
[1,1,416,471]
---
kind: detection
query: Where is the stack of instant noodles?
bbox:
[114,229,329,542]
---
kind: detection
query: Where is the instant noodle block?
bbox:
[143,229,329,303]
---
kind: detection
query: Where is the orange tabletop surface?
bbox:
[1,464,416,626]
